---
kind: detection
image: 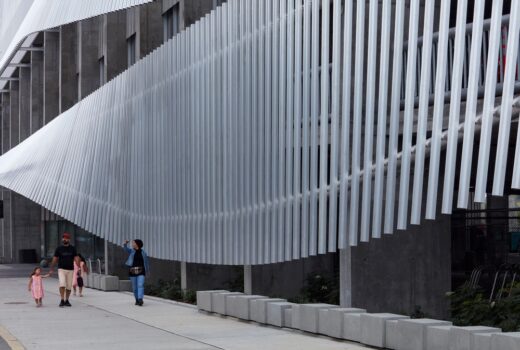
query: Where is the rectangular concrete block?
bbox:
[386,320,400,350]
[250,298,286,324]
[472,332,501,350]
[343,313,364,342]
[284,308,292,328]
[211,291,243,315]
[86,273,96,288]
[291,304,301,330]
[426,325,452,350]
[299,303,338,333]
[196,290,228,312]
[318,308,366,339]
[449,326,501,350]
[93,274,102,289]
[119,280,132,292]
[267,302,295,327]
[397,318,452,350]
[360,313,410,348]
[491,332,520,350]
[100,275,119,291]
[227,295,267,320]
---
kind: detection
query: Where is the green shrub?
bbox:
[448,281,520,332]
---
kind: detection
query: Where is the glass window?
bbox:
[99,57,105,85]
[163,4,180,43]
[127,34,136,66]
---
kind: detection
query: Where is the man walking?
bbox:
[49,232,80,307]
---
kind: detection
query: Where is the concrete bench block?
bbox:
[318,308,366,339]
[449,326,501,350]
[299,303,338,333]
[386,320,400,350]
[291,304,301,329]
[360,313,410,348]
[119,280,132,292]
[267,302,295,327]
[86,273,96,288]
[100,275,119,291]
[93,274,102,290]
[196,290,229,312]
[284,308,292,328]
[426,325,452,350]
[397,318,452,350]
[491,332,520,350]
[227,295,267,320]
[250,298,285,324]
[472,332,501,350]
[343,313,364,342]
[212,292,243,315]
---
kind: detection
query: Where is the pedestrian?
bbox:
[49,232,81,307]
[123,239,150,306]
[73,254,88,297]
[28,267,50,307]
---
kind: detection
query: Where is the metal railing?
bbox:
[402,15,520,106]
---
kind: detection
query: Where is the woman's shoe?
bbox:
[137,299,143,306]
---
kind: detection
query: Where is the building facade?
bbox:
[0,0,519,319]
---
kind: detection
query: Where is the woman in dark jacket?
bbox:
[123,239,150,306]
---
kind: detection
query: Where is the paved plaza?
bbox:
[0,265,369,350]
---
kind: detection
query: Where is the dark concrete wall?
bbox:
[9,81,19,148]
[139,1,164,58]
[59,24,78,113]
[12,192,41,263]
[183,0,213,28]
[1,92,9,153]
[351,212,451,319]
[43,31,59,124]
[30,50,44,133]
[105,11,128,82]
[186,263,243,291]
[78,18,100,99]
[18,66,31,143]
[252,253,338,299]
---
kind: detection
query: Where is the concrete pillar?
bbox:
[1,92,9,153]
[1,189,13,262]
[9,80,19,148]
[105,11,127,82]
[244,265,252,295]
[30,50,44,133]
[138,1,163,59]
[43,31,59,124]
[340,247,352,307]
[18,66,31,143]
[78,18,100,99]
[181,261,187,291]
[59,24,78,113]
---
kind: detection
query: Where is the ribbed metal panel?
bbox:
[0,0,519,265]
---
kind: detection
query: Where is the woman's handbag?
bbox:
[77,276,84,287]
[129,266,144,275]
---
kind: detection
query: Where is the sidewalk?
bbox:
[0,265,369,350]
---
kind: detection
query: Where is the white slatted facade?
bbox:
[0,0,519,265]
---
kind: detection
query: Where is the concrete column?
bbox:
[138,1,163,58]
[1,189,13,262]
[105,11,127,82]
[9,80,19,148]
[59,24,78,114]
[43,31,59,124]
[340,247,352,307]
[181,261,187,291]
[18,66,31,143]
[244,265,252,295]
[30,50,44,134]
[1,92,9,153]
[78,18,100,99]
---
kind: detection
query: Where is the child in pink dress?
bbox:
[28,267,50,307]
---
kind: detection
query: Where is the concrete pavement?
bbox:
[0,264,370,350]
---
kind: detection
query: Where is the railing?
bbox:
[402,15,520,106]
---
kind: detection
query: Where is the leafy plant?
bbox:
[144,277,197,304]
[448,281,520,332]
[291,272,339,305]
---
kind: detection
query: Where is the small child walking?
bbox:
[28,267,50,307]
